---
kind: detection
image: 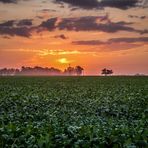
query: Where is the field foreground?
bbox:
[0,76,148,147]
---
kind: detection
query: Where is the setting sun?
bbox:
[58,58,71,64]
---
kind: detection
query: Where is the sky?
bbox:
[0,0,148,75]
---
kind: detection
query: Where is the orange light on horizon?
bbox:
[58,58,72,64]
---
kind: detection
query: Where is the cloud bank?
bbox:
[54,0,140,10]
[0,16,147,37]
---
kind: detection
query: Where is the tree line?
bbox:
[0,66,114,76]
[0,66,84,76]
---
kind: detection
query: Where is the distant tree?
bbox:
[108,69,113,75]
[64,65,75,75]
[15,69,20,75]
[0,68,7,75]
[75,66,84,76]
[18,66,62,75]
[0,68,20,76]
[49,67,62,75]
[101,68,113,76]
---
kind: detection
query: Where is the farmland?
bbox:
[0,76,148,147]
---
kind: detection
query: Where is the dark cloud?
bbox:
[72,37,148,46]
[57,16,139,33]
[38,16,147,34]
[39,17,57,31]
[55,0,100,9]
[0,19,33,27]
[141,16,147,19]
[72,40,104,45]
[58,16,100,31]
[141,29,148,34]
[0,19,33,37]
[54,34,68,39]
[0,0,31,4]
[129,15,147,19]
[0,0,17,3]
[100,0,139,9]
[0,26,31,37]
[70,7,79,11]
[0,20,15,27]
[54,0,139,10]
[0,17,57,37]
[108,37,148,43]
[17,19,33,26]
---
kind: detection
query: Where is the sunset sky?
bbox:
[0,0,148,75]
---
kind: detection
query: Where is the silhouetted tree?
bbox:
[49,67,62,75]
[75,66,84,76]
[64,65,75,75]
[101,68,113,76]
[19,66,62,75]
[0,68,20,76]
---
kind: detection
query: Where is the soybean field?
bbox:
[0,76,148,147]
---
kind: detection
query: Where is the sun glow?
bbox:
[58,58,71,64]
